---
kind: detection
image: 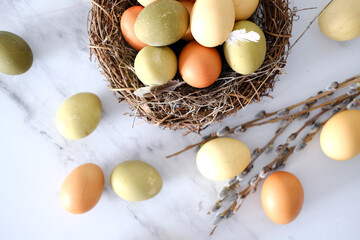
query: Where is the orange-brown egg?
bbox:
[179,41,221,88]
[179,0,194,41]
[120,6,147,51]
[60,163,104,214]
[261,171,304,225]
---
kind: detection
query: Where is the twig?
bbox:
[209,102,339,235]
[166,75,360,158]
[290,0,334,49]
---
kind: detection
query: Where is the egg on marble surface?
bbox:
[318,0,360,41]
[134,0,189,46]
[190,0,235,47]
[261,171,304,225]
[56,92,102,140]
[320,109,360,161]
[178,41,221,88]
[196,138,251,180]
[120,6,147,51]
[134,46,177,86]
[60,163,104,214]
[233,0,259,21]
[110,160,163,202]
[223,20,266,75]
[0,31,33,75]
[179,0,195,41]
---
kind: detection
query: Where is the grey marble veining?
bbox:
[1,0,360,239]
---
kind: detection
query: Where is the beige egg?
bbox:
[191,0,235,47]
[56,93,102,140]
[110,160,163,202]
[223,20,266,74]
[134,0,189,46]
[134,46,177,86]
[60,163,104,214]
[320,110,360,161]
[233,0,259,20]
[196,138,251,180]
[318,0,360,41]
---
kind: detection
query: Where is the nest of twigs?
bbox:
[88,0,294,132]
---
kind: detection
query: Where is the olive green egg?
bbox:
[0,31,33,75]
[223,21,266,75]
[134,0,189,46]
[56,93,102,140]
[134,46,177,86]
[110,160,163,202]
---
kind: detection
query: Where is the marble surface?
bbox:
[1,0,360,239]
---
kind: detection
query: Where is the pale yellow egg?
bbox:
[56,93,102,140]
[196,138,251,180]
[110,160,163,201]
[320,110,360,161]
[191,0,235,47]
[233,0,259,20]
[318,0,360,41]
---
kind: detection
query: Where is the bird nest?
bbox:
[88,0,294,132]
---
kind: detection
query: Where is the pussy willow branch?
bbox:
[244,122,291,173]
[209,146,296,236]
[207,122,292,216]
[208,87,360,235]
[246,91,359,128]
[290,0,334,49]
[209,105,339,236]
[166,75,360,158]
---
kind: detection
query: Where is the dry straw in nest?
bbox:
[88,0,294,132]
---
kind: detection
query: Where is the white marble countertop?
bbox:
[1,0,360,239]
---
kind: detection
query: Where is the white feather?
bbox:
[226,29,261,44]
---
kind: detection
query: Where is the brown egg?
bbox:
[60,163,104,214]
[179,0,194,41]
[261,171,304,225]
[120,6,147,51]
[179,41,221,88]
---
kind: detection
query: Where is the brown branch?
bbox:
[166,76,360,158]
[290,0,334,49]
[209,93,360,235]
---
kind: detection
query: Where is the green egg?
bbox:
[56,93,102,140]
[134,0,189,46]
[134,46,177,86]
[223,21,266,75]
[110,160,163,202]
[0,31,33,75]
